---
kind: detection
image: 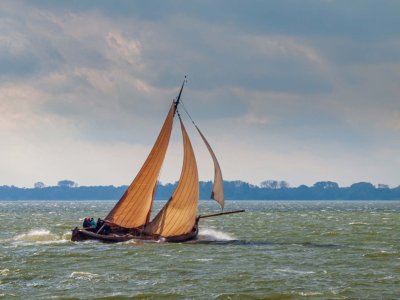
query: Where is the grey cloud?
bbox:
[189,1,400,42]
[0,33,63,80]
[12,0,397,96]
[25,0,400,41]
[313,38,400,65]
[0,44,64,81]
[27,0,177,20]
[0,52,39,79]
[134,20,332,94]
[1,0,400,187]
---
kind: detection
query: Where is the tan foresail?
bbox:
[105,102,176,228]
[195,125,224,209]
[144,116,199,237]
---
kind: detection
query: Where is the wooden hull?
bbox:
[71,222,198,243]
[71,228,137,243]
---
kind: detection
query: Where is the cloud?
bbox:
[0,0,400,187]
[28,1,400,40]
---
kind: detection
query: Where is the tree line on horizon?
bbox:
[0,179,399,200]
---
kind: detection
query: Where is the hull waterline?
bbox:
[71,222,199,243]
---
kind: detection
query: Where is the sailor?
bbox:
[94,218,111,235]
[89,217,96,229]
[95,218,104,232]
[82,217,90,228]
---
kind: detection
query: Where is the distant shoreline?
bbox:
[1,180,399,201]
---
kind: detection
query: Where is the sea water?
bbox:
[0,200,399,299]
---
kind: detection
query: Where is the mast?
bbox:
[175,75,187,110]
[106,77,188,229]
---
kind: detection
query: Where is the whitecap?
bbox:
[197,228,235,241]
[36,239,70,245]
[69,271,99,281]
[0,269,10,276]
[349,222,368,225]
[298,291,323,296]
[62,231,72,240]
[274,268,315,275]
[13,229,69,244]
[14,229,57,242]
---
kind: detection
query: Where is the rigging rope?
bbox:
[180,100,197,127]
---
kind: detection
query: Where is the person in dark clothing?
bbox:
[95,218,104,232]
[94,218,111,235]
[82,217,97,232]
[82,217,90,228]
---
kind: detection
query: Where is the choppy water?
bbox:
[0,200,399,299]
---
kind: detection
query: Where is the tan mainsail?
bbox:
[105,102,176,228]
[144,116,199,237]
[195,125,224,209]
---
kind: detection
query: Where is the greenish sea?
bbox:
[0,201,399,299]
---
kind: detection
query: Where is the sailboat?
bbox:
[71,78,244,243]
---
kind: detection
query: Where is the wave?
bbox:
[13,229,70,244]
[197,228,235,242]
[364,250,399,258]
[274,268,316,275]
[69,271,99,281]
[298,292,324,296]
[122,228,235,244]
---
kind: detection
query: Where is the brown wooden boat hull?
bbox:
[71,222,198,243]
[71,228,136,243]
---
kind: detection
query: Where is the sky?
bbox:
[1,0,400,188]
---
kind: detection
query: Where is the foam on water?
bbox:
[274,268,316,275]
[197,228,235,241]
[14,229,56,241]
[13,229,69,244]
[70,272,99,281]
[349,222,368,225]
[298,292,324,296]
[0,269,10,276]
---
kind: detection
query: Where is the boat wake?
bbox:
[13,229,70,244]
[197,228,235,242]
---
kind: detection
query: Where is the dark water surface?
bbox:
[0,201,399,299]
